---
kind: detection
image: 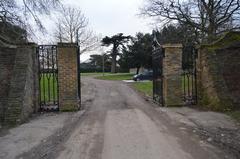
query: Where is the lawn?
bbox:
[95,73,194,98]
[182,74,195,93]
[82,72,110,76]
[132,81,153,97]
[40,73,58,103]
[226,111,240,123]
[95,73,134,81]
[131,75,194,98]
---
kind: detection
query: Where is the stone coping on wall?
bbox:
[162,43,183,48]
[16,43,37,48]
[0,37,17,48]
[0,40,37,49]
[0,41,17,48]
[0,35,37,48]
[199,31,240,49]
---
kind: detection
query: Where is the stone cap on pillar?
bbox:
[162,44,183,48]
[57,43,78,48]
[16,42,38,48]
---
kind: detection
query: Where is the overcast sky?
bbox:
[39,0,154,61]
[63,0,152,36]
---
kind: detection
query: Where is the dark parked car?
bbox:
[133,71,153,81]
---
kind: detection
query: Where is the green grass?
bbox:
[130,76,194,98]
[95,73,134,81]
[82,72,110,76]
[182,75,195,93]
[132,82,153,97]
[40,74,58,102]
[226,111,240,123]
[95,74,194,98]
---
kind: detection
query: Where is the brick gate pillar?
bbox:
[57,43,80,111]
[162,44,183,106]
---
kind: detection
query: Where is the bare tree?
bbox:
[141,0,240,42]
[78,29,101,54]
[55,6,100,54]
[0,0,60,29]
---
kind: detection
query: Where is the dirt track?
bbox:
[5,76,238,159]
[54,77,231,159]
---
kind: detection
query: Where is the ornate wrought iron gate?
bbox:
[152,33,164,106]
[182,46,198,105]
[77,37,81,106]
[37,45,59,111]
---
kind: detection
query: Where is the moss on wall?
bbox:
[198,32,240,112]
[201,31,240,50]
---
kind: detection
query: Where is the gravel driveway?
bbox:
[1,76,237,159]
[55,76,232,159]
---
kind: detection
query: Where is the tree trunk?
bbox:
[111,45,117,73]
[207,14,217,42]
[111,54,117,73]
[136,67,140,74]
[207,30,216,42]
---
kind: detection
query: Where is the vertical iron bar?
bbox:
[55,46,57,106]
[183,46,186,104]
[52,46,55,104]
[161,56,164,106]
[152,55,155,101]
[56,45,59,111]
[187,49,190,99]
[78,46,81,105]
[195,67,198,104]
[191,48,194,103]
[37,46,41,110]
[194,49,198,104]
[47,48,51,103]
[153,65,155,101]
[42,48,46,105]
[188,73,190,99]
[51,46,54,104]
[192,72,194,102]
[76,29,81,108]
[183,71,186,101]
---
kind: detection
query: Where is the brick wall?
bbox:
[220,46,240,106]
[0,47,17,124]
[0,43,39,126]
[57,43,80,111]
[0,41,81,126]
[197,32,240,111]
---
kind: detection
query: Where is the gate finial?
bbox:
[152,30,161,49]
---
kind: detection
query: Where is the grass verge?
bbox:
[82,72,109,76]
[226,111,240,123]
[95,73,134,81]
[40,74,58,102]
[132,81,153,97]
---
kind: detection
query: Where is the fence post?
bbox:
[57,43,80,111]
[162,44,183,106]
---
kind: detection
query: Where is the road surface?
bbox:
[56,76,228,159]
[15,76,233,159]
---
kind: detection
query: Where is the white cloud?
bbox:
[35,0,153,60]
[62,0,152,36]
